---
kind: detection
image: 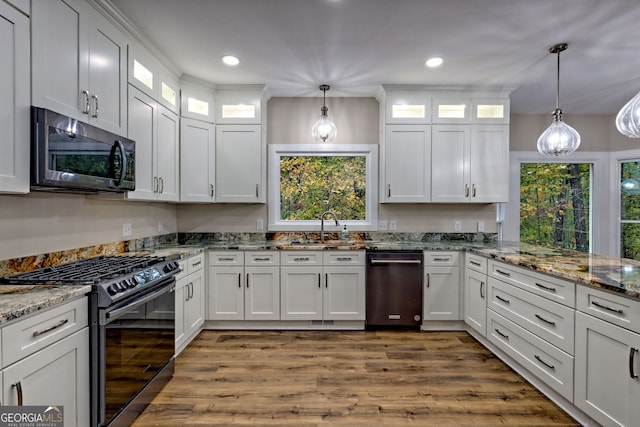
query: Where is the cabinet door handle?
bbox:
[246,273,250,288]
[256,184,259,198]
[494,328,508,339]
[495,295,510,304]
[465,184,470,197]
[629,347,638,379]
[426,273,430,288]
[82,90,91,114]
[91,94,99,118]
[495,269,511,277]
[318,274,321,288]
[325,273,328,288]
[32,318,69,337]
[159,177,164,193]
[12,382,23,406]
[535,282,557,292]
[153,176,159,193]
[211,184,215,197]
[238,273,242,288]
[185,284,190,301]
[472,183,477,198]
[480,281,485,298]
[534,354,555,370]
[387,184,391,197]
[535,313,556,326]
[592,300,624,315]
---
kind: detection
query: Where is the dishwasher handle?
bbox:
[370,259,422,265]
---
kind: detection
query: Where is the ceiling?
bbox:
[109,0,640,115]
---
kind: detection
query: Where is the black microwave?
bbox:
[31,107,135,193]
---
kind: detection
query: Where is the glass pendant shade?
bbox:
[311,109,337,142]
[311,84,337,142]
[537,109,581,156]
[616,89,640,138]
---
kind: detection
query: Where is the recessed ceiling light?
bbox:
[221,55,240,66]
[425,56,444,68]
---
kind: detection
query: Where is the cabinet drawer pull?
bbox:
[254,257,271,262]
[495,269,511,277]
[592,300,624,315]
[494,328,508,339]
[469,260,481,267]
[294,257,310,262]
[12,382,23,406]
[630,348,638,379]
[480,281,485,299]
[495,295,509,304]
[218,257,236,262]
[535,282,557,292]
[534,354,555,370]
[32,318,69,338]
[191,260,202,267]
[433,257,450,262]
[336,257,352,262]
[535,313,556,326]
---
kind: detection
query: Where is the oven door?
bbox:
[98,279,175,426]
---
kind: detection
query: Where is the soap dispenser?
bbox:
[341,224,349,241]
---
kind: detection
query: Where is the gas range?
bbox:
[1,255,180,308]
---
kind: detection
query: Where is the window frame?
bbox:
[503,151,610,255]
[268,144,378,231]
[612,149,640,258]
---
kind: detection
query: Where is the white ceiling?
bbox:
[109,0,640,115]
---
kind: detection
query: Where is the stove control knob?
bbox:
[117,281,129,291]
[125,279,136,289]
[163,262,178,273]
[107,284,119,295]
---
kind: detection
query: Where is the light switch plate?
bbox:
[389,220,397,231]
[378,220,388,231]
[256,219,264,230]
[477,221,485,232]
[454,220,462,232]
[122,223,132,237]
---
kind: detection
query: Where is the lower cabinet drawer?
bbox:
[488,277,575,354]
[487,310,574,402]
[2,297,88,367]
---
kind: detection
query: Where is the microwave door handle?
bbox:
[112,140,127,188]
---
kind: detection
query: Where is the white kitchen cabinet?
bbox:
[175,253,205,354]
[0,0,29,194]
[208,252,280,321]
[128,42,180,114]
[281,251,365,321]
[214,86,264,125]
[32,0,127,135]
[423,252,461,321]
[126,86,179,201]
[464,254,488,336]
[382,90,430,124]
[432,97,509,125]
[181,81,215,123]
[1,297,90,427]
[574,311,640,427]
[215,125,265,203]
[381,125,431,203]
[431,124,509,203]
[180,118,216,202]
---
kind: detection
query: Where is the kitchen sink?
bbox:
[282,240,366,250]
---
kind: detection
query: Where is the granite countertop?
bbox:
[3,239,640,326]
[0,284,91,326]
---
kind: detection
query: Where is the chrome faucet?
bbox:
[320,211,340,242]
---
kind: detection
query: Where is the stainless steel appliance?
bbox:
[2,255,180,427]
[365,250,423,329]
[31,107,135,193]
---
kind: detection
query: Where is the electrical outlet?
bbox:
[378,220,388,231]
[256,219,264,230]
[122,223,132,237]
[389,220,397,231]
[158,221,165,233]
[454,220,462,232]
[477,221,485,232]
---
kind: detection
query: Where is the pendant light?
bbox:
[616,88,640,138]
[537,43,581,156]
[311,84,337,143]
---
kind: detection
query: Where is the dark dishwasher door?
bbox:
[366,251,423,328]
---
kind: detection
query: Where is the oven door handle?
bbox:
[105,281,175,322]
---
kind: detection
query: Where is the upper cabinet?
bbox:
[181,80,215,123]
[128,42,180,114]
[32,0,128,135]
[214,86,265,125]
[0,0,29,194]
[378,86,511,204]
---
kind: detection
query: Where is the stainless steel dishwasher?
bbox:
[365,250,423,329]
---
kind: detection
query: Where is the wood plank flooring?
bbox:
[131,330,580,426]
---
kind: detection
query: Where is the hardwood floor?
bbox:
[131,330,580,426]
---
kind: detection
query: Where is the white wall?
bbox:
[0,193,177,260]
